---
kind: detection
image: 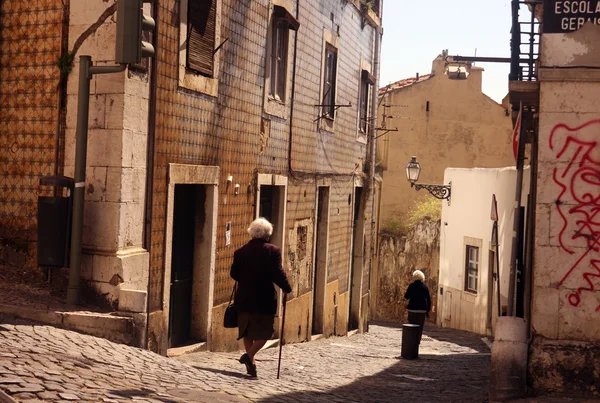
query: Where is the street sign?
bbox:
[543,0,600,34]
[491,194,498,222]
[512,106,522,162]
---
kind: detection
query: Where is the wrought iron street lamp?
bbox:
[405,156,452,204]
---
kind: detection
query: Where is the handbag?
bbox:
[223,282,238,328]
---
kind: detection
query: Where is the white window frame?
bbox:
[318,29,340,133]
[263,2,296,119]
[465,245,479,293]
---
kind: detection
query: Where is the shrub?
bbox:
[406,195,442,229]
[381,195,441,236]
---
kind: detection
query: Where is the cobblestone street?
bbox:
[0,314,491,402]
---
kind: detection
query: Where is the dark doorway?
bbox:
[169,184,197,348]
[259,185,274,223]
[312,187,329,335]
[258,185,284,248]
[258,184,285,338]
[487,249,495,331]
[349,187,364,331]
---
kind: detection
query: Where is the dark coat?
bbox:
[404,280,431,312]
[230,238,292,315]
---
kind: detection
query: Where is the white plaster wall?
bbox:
[438,167,530,335]
[65,0,150,307]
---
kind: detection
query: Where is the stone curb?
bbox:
[0,303,134,345]
[0,389,17,403]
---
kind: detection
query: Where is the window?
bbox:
[187,0,217,77]
[359,76,369,132]
[322,44,337,118]
[465,245,479,293]
[359,70,375,133]
[270,18,289,101]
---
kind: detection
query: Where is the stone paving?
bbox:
[0,264,110,314]
[0,313,495,403]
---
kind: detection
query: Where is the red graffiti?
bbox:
[550,120,600,310]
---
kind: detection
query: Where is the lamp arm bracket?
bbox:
[411,181,452,204]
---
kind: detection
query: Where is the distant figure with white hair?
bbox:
[404,269,431,344]
[230,217,292,378]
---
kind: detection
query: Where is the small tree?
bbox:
[381,195,442,236]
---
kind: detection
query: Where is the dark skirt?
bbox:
[238,311,275,340]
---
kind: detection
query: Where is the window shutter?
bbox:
[273,5,300,31]
[330,49,337,117]
[187,0,216,77]
[276,21,288,98]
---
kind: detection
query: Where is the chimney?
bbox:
[469,66,484,91]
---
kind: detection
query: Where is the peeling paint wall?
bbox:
[287,218,314,297]
[373,219,440,324]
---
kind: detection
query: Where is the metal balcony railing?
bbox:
[510,0,541,81]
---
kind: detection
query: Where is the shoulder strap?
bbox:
[229,282,237,304]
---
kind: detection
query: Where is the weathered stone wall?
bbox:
[531,13,600,396]
[373,218,440,323]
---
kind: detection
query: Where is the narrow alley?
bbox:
[0,314,490,403]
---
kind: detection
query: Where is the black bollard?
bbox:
[401,323,421,360]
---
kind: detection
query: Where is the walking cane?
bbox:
[277,293,288,379]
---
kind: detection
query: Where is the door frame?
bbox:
[487,245,495,332]
[311,180,331,335]
[348,178,365,332]
[163,164,219,349]
[255,173,288,322]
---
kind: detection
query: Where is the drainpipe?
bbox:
[143,1,160,349]
[507,104,526,317]
[287,0,300,174]
[524,117,538,334]
[367,7,382,318]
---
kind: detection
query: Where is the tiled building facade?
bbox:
[0,1,67,241]
[0,0,382,354]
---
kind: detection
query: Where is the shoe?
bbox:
[239,353,257,377]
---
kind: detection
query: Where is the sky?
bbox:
[380,0,513,103]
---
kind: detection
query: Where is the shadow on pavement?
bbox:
[191,365,252,380]
[370,320,491,354]
[258,352,490,403]
[108,388,179,403]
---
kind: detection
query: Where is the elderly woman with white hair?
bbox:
[404,269,431,344]
[230,217,292,378]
